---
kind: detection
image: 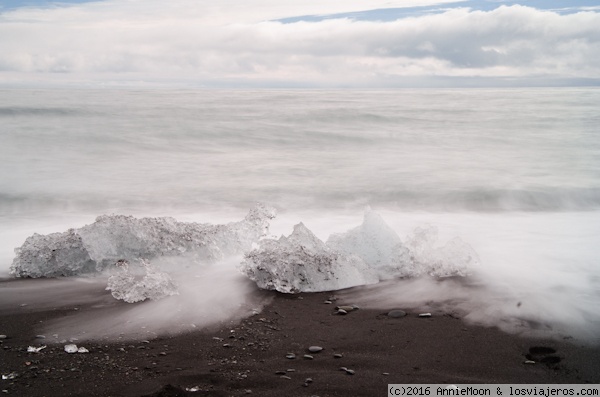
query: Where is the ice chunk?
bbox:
[405,225,480,277]
[106,259,178,303]
[327,210,414,279]
[27,345,46,353]
[240,223,378,293]
[242,211,480,293]
[10,229,96,278]
[10,203,276,278]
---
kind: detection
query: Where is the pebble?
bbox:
[524,360,536,365]
[35,335,46,339]
[303,354,314,360]
[64,344,78,354]
[324,300,332,304]
[387,310,407,318]
[345,369,355,375]
[383,372,390,376]
[0,335,7,339]
[336,306,355,312]
[418,313,432,318]
[333,353,343,358]
[308,346,323,353]
[286,353,296,359]
[280,375,292,380]
[336,309,348,315]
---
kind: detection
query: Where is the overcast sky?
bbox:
[1,0,599,87]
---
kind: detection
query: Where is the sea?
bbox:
[1,88,599,342]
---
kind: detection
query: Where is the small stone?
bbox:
[345,369,355,375]
[324,300,332,304]
[333,353,343,358]
[0,335,7,339]
[387,310,407,318]
[223,344,231,348]
[339,367,347,371]
[305,378,313,383]
[308,346,323,353]
[64,344,78,354]
[524,360,536,365]
[159,352,167,356]
[35,335,46,339]
[336,309,347,315]
[286,353,296,359]
[336,306,355,312]
[303,354,314,360]
[280,375,292,380]
[382,372,390,376]
[418,313,432,318]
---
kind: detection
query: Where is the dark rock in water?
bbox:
[387,310,407,318]
[142,384,191,397]
[540,356,561,365]
[529,346,556,355]
[308,346,323,353]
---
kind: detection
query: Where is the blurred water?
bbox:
[1,88,599,341]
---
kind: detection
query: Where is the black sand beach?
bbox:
[1,278,599,397]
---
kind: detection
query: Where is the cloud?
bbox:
[0,2,598,86]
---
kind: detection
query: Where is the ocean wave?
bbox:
[0,106,86,117]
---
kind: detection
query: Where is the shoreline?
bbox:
[1,278,600,396]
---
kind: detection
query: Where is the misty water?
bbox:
[1,88,599,343]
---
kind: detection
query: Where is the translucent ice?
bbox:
[405,225,480,277]
[106,259,178,303]
[241,211,480,293]
[240,223,378,293]
[327,210,415,280]
[10,203,276,278]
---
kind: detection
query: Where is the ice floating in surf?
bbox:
[241,210,480,293]
[10,204,480,298]
[10,203,276,278]
[240,222,378,293]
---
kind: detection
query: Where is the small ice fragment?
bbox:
[106,259,178,303]
[64,344,78,353]
[27,345,46,353]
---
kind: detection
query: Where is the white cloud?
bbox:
[0,1,598,86]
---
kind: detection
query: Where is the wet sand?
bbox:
[1,280,599,397]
